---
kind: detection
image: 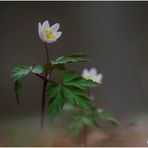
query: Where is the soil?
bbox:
[1,114,148,146]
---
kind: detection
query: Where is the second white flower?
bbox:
[82,68,103,84]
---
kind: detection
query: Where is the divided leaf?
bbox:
[11,66,31,79]
[97,108,120,125]
[46,84,61,99]
[51,53,89,72]
[52,63,66,71]
[68,115,84,137]
[11,66,31,105]
[62,71,98,90]
[54,53,89,65]
[62,86,92,110]
[81,115,100,128]
[69,113,100,137]
[62,71,79,83]
[66,78,98,89]
[31,65,43,74]
[60,71,98,111]
[46,84,64,120]
[14,79,24,105]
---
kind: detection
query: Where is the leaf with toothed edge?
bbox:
[97,108,120,125]
[31,65,43,74]
[14,78,24,105]
[53,53,89,65]
[62,71,98,89]
[11,66,31,105]
[52,64,66,71]
[47,84,65,120]
[62,86,93,111]
[11,66,31,79]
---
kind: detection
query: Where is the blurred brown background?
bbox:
[1,1,148,122]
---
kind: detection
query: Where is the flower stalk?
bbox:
[44,42,50,63]
[40,42,50,130]
[38,20,62,129]
[41,80,47,129]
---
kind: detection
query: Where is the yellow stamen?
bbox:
[43,28,56,40]
[85,76,93,81]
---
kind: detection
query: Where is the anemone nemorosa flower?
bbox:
[38,20,62,43]
[82,68,103,84]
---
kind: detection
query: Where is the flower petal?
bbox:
[45,38,57,43]
[56,31,62,39]
[96,73,103,84]
[82,69,89,78]
[38,22,42,34]
[51,23,60,32]
[90,68,97,77]
[38,22,47,41]
[38,31,46,42]
[42,20,50,29]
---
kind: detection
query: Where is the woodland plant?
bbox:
[63,68,120,146]
[11,20,119,138]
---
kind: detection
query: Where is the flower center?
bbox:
[85,76,94,81]
[43,28,57,40]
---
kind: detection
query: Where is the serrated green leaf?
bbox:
[54,53,89,65]
[52,64,66,71]
[46,84,61,99]
[31,65,43,74]
[76,95,92,109]
[82,113,100,128]
[11,66,31,79]
[62,71,98,90]
[14,78,24,105]
[62,71,79,83]
[11,66,31,105]
[68,115,83,137]
[97,108,120,125]
[63,86,92,110]
[66,78,98,89]
[48,85,64,120]
[68,109,100,137]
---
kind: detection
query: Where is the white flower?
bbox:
[38,20,62,43]
[82,68,103,84]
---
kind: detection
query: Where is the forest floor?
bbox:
[1,113,148,146]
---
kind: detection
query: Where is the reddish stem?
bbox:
[40,42,50,130]
[40,80,47,130]
[33,73,56,84]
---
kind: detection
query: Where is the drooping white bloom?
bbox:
[82,68,103,84]
[38,20,62,43]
